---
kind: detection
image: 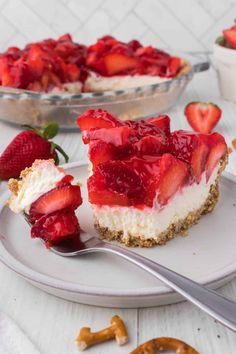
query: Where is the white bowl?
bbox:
[214,43,236,102]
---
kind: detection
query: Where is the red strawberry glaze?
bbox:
[31,208,80,247]
[0,34,183,92]
[78,109,227,209]
[0,34,86,92]
[88,160,145,206]
[86,36,181,78]
[170,130,227,183]
[205,133,227,181]
[29,184,82,223]
[146,115,170,135]
[56,174,74,186]
[88,154,189,208]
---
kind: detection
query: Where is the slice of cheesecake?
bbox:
[77,109,228,247]
[8,159,82,247]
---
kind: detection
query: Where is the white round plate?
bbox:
[0,161,236,308]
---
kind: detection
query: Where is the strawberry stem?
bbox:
[22,122,69,164]
[51,142,69,164]
[22,122,59,140]
[41,122,59,139]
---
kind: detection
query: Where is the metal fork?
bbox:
[43,230,236,332]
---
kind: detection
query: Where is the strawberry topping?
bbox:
[205,133,227,181]
[0,34,87,92]
[88,160,145,206]
[89,140,132,169]
[87,126,132,146]
[77,109,121,143]
[103,53,138,76]
[31,209,80,247]
[170,131,209,183]
[86,35,181,78]
[146,115,170,135]
[29,184,82,223]
[0,34,182,92]
[77,109,227,208]
[156,154,189,205]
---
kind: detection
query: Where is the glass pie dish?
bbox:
[0,56,209,130]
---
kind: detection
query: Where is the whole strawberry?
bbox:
[0,122,68,180]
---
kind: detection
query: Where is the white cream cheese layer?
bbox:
[92,165,219,239]
[50,81,82,93]
[84,72,170,92]
[8,159,66,214]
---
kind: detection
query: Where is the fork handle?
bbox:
[99,242,236,332]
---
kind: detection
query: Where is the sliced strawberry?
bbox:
[124,155,161,206]
[223,29,236,49]
[89,140,132,169]
[87,126,132,146]
[124,119,169,154]
[88,160,144,206]
[1,65,14,86]
[125,119,167,140]
[27,44,46,77]
[157,154,189,205]
[103,53,138,75]
[134,135,168,156]
[146,115,170,135]
[191,143,209,183]
[206,133,227,181]
[185,102,222,134]
[128,39,142,51]
[88,189,129,206]
[29,184,82,222]
[56,174,74,186]
[58,33,72,42]
[167,57,181,77]
[31,208,80,247]
[77,109,121,137]
[89,141,115,169]
[170,130,210,183]
[14,61,34,88]
[66,63,80,82]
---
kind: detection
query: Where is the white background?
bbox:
[0,0,236,52]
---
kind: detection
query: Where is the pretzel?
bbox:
[76,315,128,351]
[131,337,199,354]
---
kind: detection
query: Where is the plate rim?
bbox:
[0,160,236,298]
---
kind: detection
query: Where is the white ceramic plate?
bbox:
[0,161,236,308]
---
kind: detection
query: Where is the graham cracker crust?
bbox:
[94,154,228,248]
[177,59,191,77]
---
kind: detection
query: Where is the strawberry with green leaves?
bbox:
[216,22,236,49]
[0,122,68,180]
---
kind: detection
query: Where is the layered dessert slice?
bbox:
[8,159,82,247]
[77,109,228,247]
[84,35,189,91]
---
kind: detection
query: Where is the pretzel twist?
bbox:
[131,337,199,354]
[76,315,128,351]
